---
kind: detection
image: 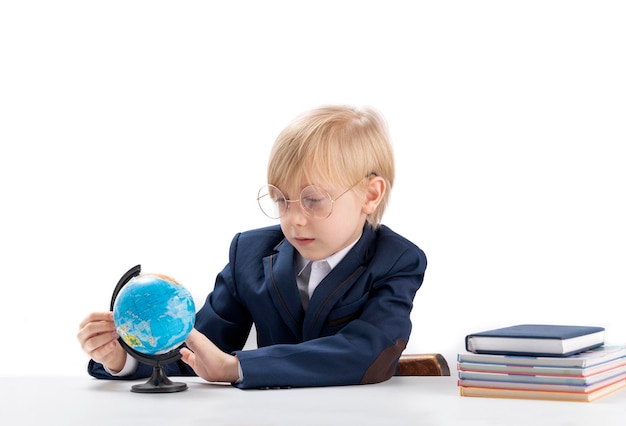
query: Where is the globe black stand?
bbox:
[111,265,188,393]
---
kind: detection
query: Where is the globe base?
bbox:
[131,365,188,394]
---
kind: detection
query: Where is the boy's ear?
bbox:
[362,175,386,215]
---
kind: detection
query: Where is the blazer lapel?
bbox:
[265,240,305,340]
[303,225,375,340]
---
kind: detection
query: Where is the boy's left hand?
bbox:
[180,328,240,383]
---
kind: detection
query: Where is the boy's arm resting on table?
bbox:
[87,347,197,380]
[88,355,197,380]
[88,356,153,380]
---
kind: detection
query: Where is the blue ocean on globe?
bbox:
[113,273,196,356]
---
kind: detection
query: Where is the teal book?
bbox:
[464,324,605,357]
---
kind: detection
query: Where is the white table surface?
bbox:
[2,375,625,425]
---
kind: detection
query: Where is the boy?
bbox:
[78,105,427,388]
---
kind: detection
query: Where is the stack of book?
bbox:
[457,324,626,402]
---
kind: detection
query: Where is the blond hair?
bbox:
[267,105,395,227]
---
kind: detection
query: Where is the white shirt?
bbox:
[296,237,360,309]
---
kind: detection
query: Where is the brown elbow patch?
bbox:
[360,339,407,384]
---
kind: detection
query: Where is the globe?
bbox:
[113,273,196,356]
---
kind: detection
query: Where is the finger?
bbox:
[90,339,124,366]
[81,330,119,354]
[179,348,196,368]
[77,318,117,344]
[79,312,114,329]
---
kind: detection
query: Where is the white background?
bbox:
[1,1,624,376]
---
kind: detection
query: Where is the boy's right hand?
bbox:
[77,312,127,373]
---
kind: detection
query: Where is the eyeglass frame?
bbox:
[257,177,367,220]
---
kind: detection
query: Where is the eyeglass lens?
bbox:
[257,185,333,219]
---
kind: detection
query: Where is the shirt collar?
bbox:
[296,234,361,277]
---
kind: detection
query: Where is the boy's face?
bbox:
[278,179,368,261]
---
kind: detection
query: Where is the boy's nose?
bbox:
[284,202,309,226]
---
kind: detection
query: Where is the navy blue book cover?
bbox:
[465,324,605,357]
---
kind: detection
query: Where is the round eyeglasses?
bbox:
[257,180,363,220]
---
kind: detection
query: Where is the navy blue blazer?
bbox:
[89,224,426,389]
